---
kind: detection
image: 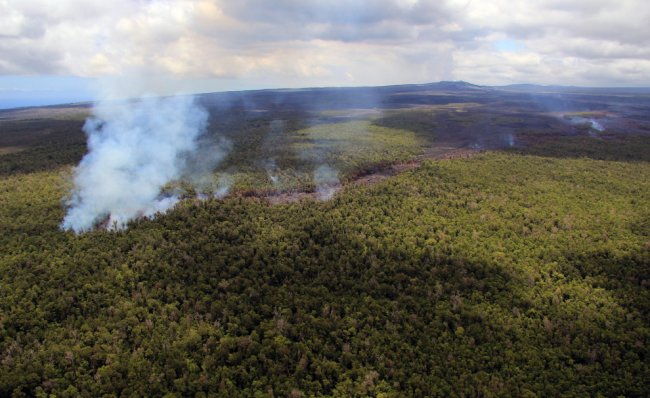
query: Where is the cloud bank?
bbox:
[1,0,648,90]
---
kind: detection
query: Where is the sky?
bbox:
[1,0,649,108]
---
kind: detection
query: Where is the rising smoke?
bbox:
[313,164,340,200]
[61,95,221,232]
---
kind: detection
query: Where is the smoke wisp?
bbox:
[62,95,214,232]
[264,158,280,187]
[314,164,340,200]
[214,173,233,199]
[564,115,606,134]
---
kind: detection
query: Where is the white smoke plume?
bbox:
[314,164,340,201]
[61,95,212,232]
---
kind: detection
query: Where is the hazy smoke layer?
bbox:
[62,95,209,232]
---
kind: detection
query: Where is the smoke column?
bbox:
[61,95,210,232]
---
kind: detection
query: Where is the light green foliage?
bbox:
[220,120,424,192]
[0,169,69,244]
[292,120,423,173]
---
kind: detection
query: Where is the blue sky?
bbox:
[494,40,525,53]
[1,0,649,109]
[0,76,95,109]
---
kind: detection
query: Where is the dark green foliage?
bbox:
[512,135,650,162]
[0,119,86,176]
[1,151,648,397]
[0,143,86,176]
[372,105,566,148]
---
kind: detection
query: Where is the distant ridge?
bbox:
[420,81,486,91]
[4,80,650,111]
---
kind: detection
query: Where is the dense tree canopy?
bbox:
[1,145,648,396]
